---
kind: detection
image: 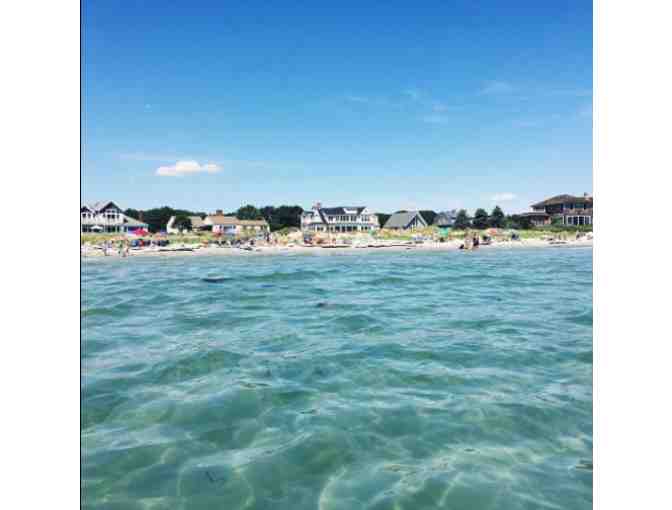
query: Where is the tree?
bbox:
[236,204,263,220]
[174,215,192,232]
[258,205,304,231]
[507,214,533,230]
[453,209,470,229]
[419,210,437,226]
[473,208,489,229]
[377,213,391,228]
[124,207,205,233]
[490,205,505,228]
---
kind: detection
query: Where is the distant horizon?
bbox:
[83,1,592,216]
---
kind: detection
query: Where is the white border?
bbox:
[4,1,672,507]
[595,1,672,508]
[2,1,80,507]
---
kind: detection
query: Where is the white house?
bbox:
[81,201,148,233]
[203,211,270,236]
[300,203,379,233]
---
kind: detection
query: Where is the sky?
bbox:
[82,0,592,214]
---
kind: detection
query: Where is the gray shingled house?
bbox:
[383,211,428,230]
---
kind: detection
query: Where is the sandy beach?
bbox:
[81,237,593,259]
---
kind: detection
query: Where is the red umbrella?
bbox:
[133,228,149,236]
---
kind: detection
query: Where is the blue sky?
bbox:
[82,0,592,214]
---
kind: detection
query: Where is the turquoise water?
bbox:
[82,248,592,509]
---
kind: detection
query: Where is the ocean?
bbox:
[82,247,593,509]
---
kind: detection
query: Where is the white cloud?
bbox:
[491,192,517,202]
[481,80,514,95]
[156,160,222,177]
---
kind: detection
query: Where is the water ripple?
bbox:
[82,247,592,509]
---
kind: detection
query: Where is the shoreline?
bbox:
[81,238,593,260]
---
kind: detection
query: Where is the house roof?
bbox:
[207,215,239,225]
[189,216,205,228]
[531,194,593,208]
[304,206,368,224]
[86,200,122,212]
[207,215,268,227]
[319,207,366,216]
[383,211,427,229]
[123,215,148,227]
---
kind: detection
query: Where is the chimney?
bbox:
[313,202,322,210]
[216,209,223,215]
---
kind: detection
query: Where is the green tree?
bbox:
[377,213,391,228]
[419,210,437,226]
[174,215,192,232]
[124,207,205,233]
[453,209,470,229]
[259,205,304,231]
[236,204,263,220]
[473,208,489,229]
[489,205,505,228]
[507,214,533,230]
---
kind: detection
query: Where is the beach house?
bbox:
[203,211,270,236]
[81,201,148,233]
[529,193,594,226]
[300,203,379,233]
[383,211,428,230]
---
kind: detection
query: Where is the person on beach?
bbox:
[460,232,471,250]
